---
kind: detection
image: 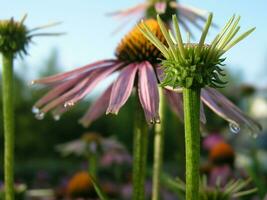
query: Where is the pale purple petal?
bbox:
[201,87,262,133]
[138,61,160,123]
[200,102,207,124]
[31,59,116,84]
[79,84,113,127]
[164,89,184,121]
[202,134,224,151]
[107,3,149,18]
[34,72,89,108]
[169,2,208,22]
[40,76,90,113]
[64,63,121,106]
[164,89,206,123]
[106,64,138,114]
[39,64,120,114]
[154,2,167,14]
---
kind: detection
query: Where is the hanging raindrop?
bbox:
[229,122,240,134]
[53,115,61,121]
[35,112,45,120]
[32,106,39,114]
[64,101,75,108]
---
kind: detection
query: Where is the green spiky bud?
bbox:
[0,17,29,55]
[0,15,62,57]
[139,13,255,89]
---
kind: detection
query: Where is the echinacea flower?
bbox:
[66,171,96,198]
[209,142,235,167]
[0,15,62,57]
[139,14,262,135]
[109,0,209,35]
[171,176,257,200]
[31,19,207,126]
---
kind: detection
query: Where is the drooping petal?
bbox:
[201,87,262,133]
[64,63,122,106]
[31,59,116,84]
[79,84,113,127]
[164,89,184,121]
[164,89,206,123]
[34,72,89,108]
[39,64,120,114]
[169,2,208,22]
[39,76,90,113]
[107,3,149,18]
[138,61,160,123]
[106,64,138,114]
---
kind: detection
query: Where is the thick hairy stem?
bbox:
[132,101,148,200]
[152,88,166,200]
[2,54,15,200]
[183,88,201,200]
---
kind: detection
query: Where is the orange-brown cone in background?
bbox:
[209,142,235,167]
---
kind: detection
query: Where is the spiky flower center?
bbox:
[116,19,165,64]
[0,19,28,55]
[162,43,226,88]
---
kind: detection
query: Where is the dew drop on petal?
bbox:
[229,122,240,134]
[32,106,39,114]
[35,112,45,120]
[53,115,61,121]
[249,131,259,139]
[64,101,75,108]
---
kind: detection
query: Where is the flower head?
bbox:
[209,142,235,167]
[66,171,96,198]
[172,176,257,200]
[32,19,165,124]
[0,15,62,56]
[109,0,209,35]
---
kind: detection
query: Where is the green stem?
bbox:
[183,88,201,200]
[133,101,148,200]
[2,53,15,200]
[88,153,98,179]
[152,88,166,200]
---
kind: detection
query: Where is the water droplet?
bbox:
[53,115,61,121]
[32,106,39,114]
[249,131,259,139]
[35,112,45,120]
[64,101,75,108]
[229,122,240,134]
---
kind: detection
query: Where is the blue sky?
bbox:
[1,0,267,85]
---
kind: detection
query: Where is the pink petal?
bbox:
[64,63,121,106]
[201,87,262,133]
[169,2,208,21]
[164,89,206,123]
[107,3,149,18]
[138,61,160,123]
[34,72,89,108]
[154,2,167,14]
[164,89,184,121]
[106,64,138,114]
[39,64,120,113]
[31,59,116,84]
[79,84,113,127]
[40,76,90,113]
